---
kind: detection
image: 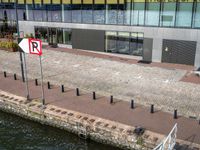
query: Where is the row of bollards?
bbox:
[4,72,17,80]
[149,103,177,119]
[6,74,182,120]
[3,72,199,123]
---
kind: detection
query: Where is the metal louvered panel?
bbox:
[162,39,196,66]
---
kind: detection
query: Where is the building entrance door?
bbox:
[48,28,57,46]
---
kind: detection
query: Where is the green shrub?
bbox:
[0,41,19,52]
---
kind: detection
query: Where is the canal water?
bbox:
[0,111,121,150]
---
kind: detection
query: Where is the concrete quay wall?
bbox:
[0,90,165,150]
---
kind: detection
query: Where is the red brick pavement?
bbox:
[0,72,199,145]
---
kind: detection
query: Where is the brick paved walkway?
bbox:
[46,46,195,71]
[0,73,199,148]
[0,48,200,119]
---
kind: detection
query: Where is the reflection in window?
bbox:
[130,32,143,56]
[118,4,124,24]
[176,3,193,27]
[26,4,34,21]
[51,5,62,22]
[160,2,176,27]
[106,4,118,24]
[17,4,26,21]
[124,2,131,25]
[105,31,117,53]
[145,2,160,26]
[117,32,130,54]
[34,4,47,21]
[193,3,200,28]
[0,5,4,20]
[46,5,52,21]
[72,4,82,23]
[4,4,16,21]
[82,4,93,23]
[63,5,72,22]
[93,4,105,24]
[35,27,48,42]
[57,28,63,43]
[131,3,145,25]
[48,28,57,44]
[63,29,72,44]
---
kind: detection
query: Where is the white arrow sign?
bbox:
[18,38,42,56]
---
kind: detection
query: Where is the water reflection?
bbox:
[0,111,121,150]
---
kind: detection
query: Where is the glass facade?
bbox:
[105,31,143,56]
[160,2,176,27]
[194,2,200,28]
[0,0,200,29]
[35,26,72,44]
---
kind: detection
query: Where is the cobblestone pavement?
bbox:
[0,49,200,118]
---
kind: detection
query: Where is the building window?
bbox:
[131,2,145,25]
[0,4,4,20]
[193,2,200,28]
[51,5,62,22]
[105,31,117,52]
[105,31,143,56]
[118,4,124,24]
[46,5,52,21]
[26,4,34,21]
[93,4,105,24]
[17,4,26,21]
[123,1,131,25]
[117,32,130,54]
[34,4,47,21]
[63,28,72,44]
[130,32,143,56]
[145,2,160,26]
[82,4,93,23]
[106,4,118,24]
[176,2,193,27]
[57,28,63,43]
[35,27,48,42]
[63,4,72,23]
[72,4,82,23]
[160,2,176,27]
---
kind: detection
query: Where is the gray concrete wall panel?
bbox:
[143,38,153,62]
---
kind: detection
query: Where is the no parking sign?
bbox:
[18,38,45,106]
[18,38,42,56]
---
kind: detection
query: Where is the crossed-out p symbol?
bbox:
[29,39,42,56]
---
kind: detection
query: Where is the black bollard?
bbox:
[131,100,134,109]
[174,109,177,119]
[14,74,17,80]
[76,88,80,96]
[35,79,38,86]
[61,85,64,93]
[150,104,154,113]
[199,120,200,125]
[110,95,113,104]
[47,81,51,89]
[93,91,96,100]
[4,71,7,78]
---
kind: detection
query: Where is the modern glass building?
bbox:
[0,0,200,66]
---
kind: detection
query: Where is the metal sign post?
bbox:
[18,38,43,104]
[22,52,30,100]
[39,56,45,105]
